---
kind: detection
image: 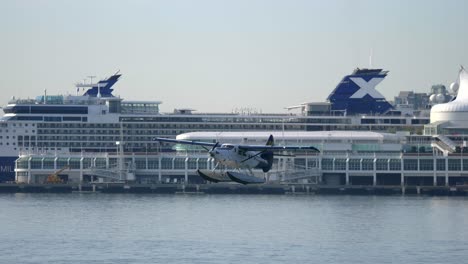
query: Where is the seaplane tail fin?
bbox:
[266,135,274,146]
[260,151,274,173]
[259,135,275,173]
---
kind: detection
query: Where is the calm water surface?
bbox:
[1,193,468,264]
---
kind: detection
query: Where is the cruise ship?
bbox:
[1,68,444,183]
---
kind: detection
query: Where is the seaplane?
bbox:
[153,135,319,184]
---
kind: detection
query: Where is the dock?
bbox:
[1,183,468,196]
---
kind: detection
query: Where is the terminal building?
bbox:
[12,68,468,186]
[1,68,430,182]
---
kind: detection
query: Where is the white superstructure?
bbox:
[175,131,404,153]
[431,68,468,128]
[15,67,468,186]
[1,69,433,182]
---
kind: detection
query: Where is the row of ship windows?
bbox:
[12,116,88,122]
[0,142,15,146]
[36,129,286,136]
[35,120,425,129]
[29,125,422,136]
[0,134,35,146]
[36,128,285,135]
[37,123,120,128]
[34,125,423,134]
[0,130,36,136]
[4,106,87,114]
[360,119,429,125]
[321,158,466,171]
[35,126,397,135]
[0,130,35,134]
[117,118,428,125]
[1,123,35,127]
[17,142,159,148]
[46,125,303,130]
[34,124,305,130]
[118,117,349,123]
[18,147,60,152]
[16,147,155,153]
[34,122,302,128]
[23,137,157,142]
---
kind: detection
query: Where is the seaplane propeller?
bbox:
[208,142,219,157]
[201,142,219,152]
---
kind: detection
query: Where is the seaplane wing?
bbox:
[154,135,318,185]
[237,145,319,152]
[153,137,217,147]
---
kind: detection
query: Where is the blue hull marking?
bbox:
[0,156,18,182]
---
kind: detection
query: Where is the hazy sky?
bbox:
[1,0,467,113]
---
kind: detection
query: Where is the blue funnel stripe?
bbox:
[327,68,392,115]
[83,74,121,97]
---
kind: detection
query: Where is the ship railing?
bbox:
[7,98,37,104]
[431,135,457,154]
[436,135,457,150]
[431,141,454,155]
[274,162,321,183]
[18,150,110,158]
[88,168,122,181]
[320,151,402,157]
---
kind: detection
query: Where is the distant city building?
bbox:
[394,91,430,110]
[394,84,454,111]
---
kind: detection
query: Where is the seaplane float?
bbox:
[153,135,319,184]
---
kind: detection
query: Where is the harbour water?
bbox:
[1,194,468,264]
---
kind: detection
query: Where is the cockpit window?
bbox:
[220,144,234,149]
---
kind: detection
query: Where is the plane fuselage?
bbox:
[210,144,268,170]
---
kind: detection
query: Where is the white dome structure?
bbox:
[450,82,459,93]
[431,68,468,126]
[429,94,437,103]
[436,93,445,103]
